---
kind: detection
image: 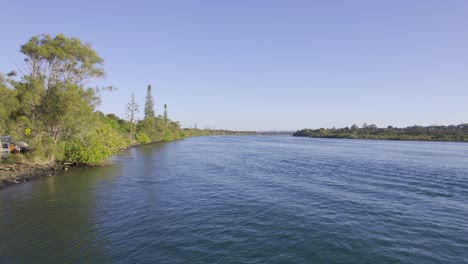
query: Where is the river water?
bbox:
[1,136,467,263]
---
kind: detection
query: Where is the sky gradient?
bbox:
[1,0,468,131]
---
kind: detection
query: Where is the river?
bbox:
[1,136,467,263]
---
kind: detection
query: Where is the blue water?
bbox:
[1,136,467,263]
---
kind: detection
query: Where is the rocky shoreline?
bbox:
[0,162,67,189]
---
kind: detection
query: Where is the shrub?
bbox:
[62,123,129,164]
[136,132,151,144]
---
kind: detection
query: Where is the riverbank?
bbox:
[0,162,65,188]
[0,139,166,189]
[0,140,165,189]
[0,133,254,189]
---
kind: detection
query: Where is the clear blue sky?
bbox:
[1,0,468,131]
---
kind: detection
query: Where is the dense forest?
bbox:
[0,34,249,165]
[294,123,468,142]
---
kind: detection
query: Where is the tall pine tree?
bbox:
[144,85,155,118]
[125,93,139,138]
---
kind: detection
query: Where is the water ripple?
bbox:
[1,137,468,263]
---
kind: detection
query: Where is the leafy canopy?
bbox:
[13,34,105,142]
[20,34,105,86]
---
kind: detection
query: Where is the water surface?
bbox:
[1,136,467,263]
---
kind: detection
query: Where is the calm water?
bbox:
[1,136,468,263]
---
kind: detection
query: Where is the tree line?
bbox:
[0,34,243,165]
[293,123,468,142]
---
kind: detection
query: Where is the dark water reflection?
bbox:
[0,165,121,263]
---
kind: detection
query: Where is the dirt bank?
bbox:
[0,162,65,188]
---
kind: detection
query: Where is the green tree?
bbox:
[0,74,19,135]
[20,34,104,85]
[144,85,155,118]
[13,34,104,142]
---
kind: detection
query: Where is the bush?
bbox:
[136,132,151,144]
[29,137,64,162]
[62,123,129,164]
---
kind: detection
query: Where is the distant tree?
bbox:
[106,113,121,122]
[164,104,168,121]
[293,123,468,142]
[125,93,139,138]
[144,85,155,118]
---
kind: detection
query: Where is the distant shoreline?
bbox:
[293,135,468,143]
[294,124,468,143]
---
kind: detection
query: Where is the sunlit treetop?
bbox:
[20,33,105,86]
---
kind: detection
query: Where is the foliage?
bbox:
[105,113,130,134]
[144,85,155,118]
[29,136,65,162]
[293,124,468,142]
[136,85,184,143]
[1,34,131,165]
[0,75,18,135]
[10,34,103,142]
[61,122,129,165]
[135,131,151,144]
[20,34,105,85]
[136,116,183,143]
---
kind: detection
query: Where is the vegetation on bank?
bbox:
[294,123,468,142]
[0,34,246,165]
